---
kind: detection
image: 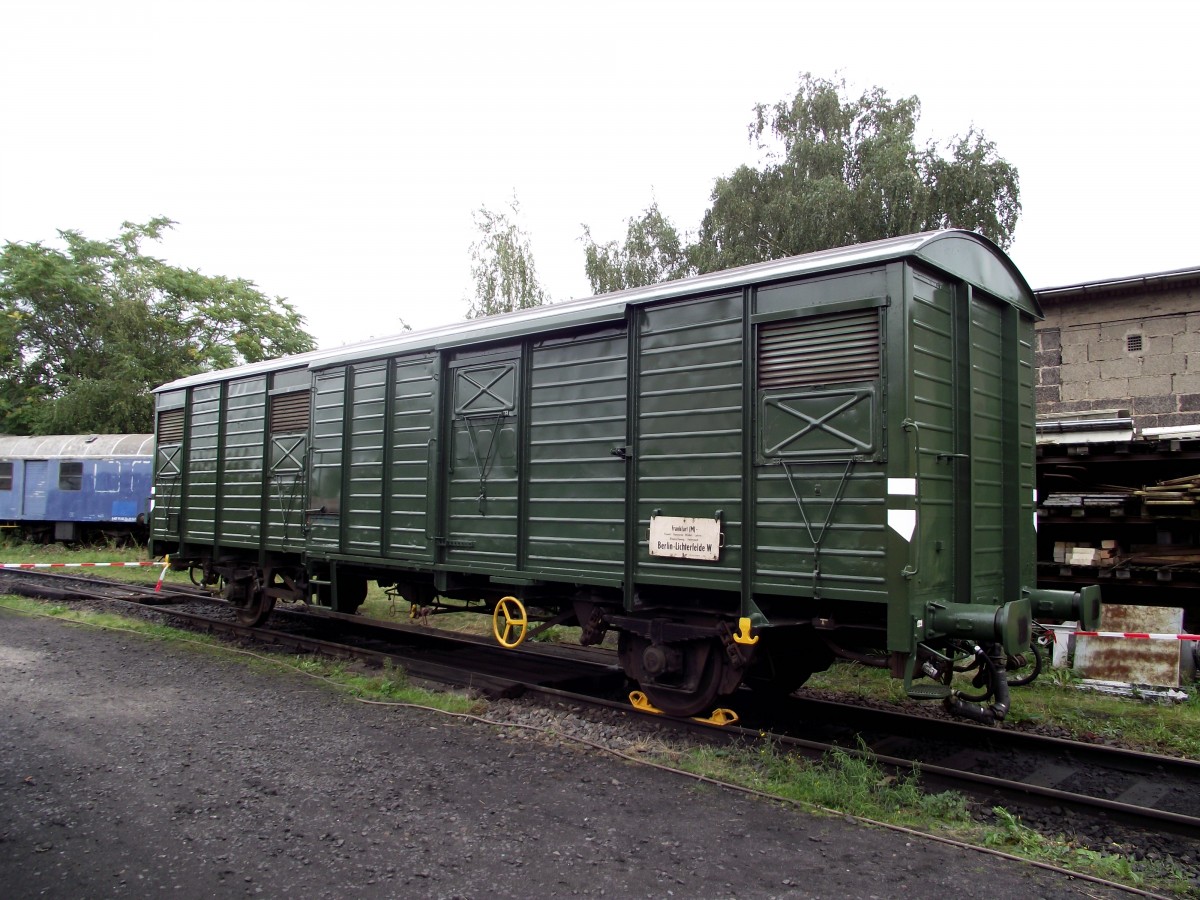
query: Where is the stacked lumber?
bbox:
[1136,473,1200,515]
[1040,491,1133,515]
[1053,540,1121,567]
[1127,544,1200,566]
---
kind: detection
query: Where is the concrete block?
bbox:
[1127,374,1172,396]
[1142,316,1186,337]
[1038,366,1061,386]
[1061,343,1091,366]
[1035,349,1062,368]
[1060,324,1100,346]
[1099,357,1141,379]
[1099,322,1137,342]
[1151,412,1200,428]
[1173,331,1200,353]
[1145,335,1173,356]
[1054,399,1109,413]
[1059,381,1089,402]
[1062,361,1101,381]
[1179,393,1200,412]
[1088,339,1127,362]
[1036,385,1062,406]
[1037,328,1061,352]
[1132,394,1176,415]
[1141,351,1185,376]
[1173,373,1200,393]
[1084,378,1129,401]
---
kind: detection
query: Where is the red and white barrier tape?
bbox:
[1,561,161,569]
[0,558,173,591]
[1074,631,1200,641]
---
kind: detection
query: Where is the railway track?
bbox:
[740,695,1200,839]
[3,567,1197,849]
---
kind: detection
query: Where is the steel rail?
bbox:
[4,566,1196,838]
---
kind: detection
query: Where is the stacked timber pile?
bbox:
[1040,489,1134,516]
[1135,473,1200,516]
[1053,540,1121,568]
[1126,544,1200,567]
[1040,473,1200,518]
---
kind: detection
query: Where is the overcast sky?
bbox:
[2,1,1197,349]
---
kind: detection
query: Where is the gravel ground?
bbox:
[0,606,1146,899]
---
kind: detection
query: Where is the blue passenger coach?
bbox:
[0,434,153,542]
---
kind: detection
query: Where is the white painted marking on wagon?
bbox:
[887,509,916,542]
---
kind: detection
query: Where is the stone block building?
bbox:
[1035,266,1200,434]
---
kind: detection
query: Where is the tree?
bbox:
[0,218,315,435]
[582,74,1021,292]
[466,197,549,318]
[581,202,691,294]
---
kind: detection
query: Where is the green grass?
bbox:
[5,542,1198,893]
[0,590,478,716]
[806,659,1200,759]
[674,735,972,828]
[659,734,1195,896]
[0,538,189,587]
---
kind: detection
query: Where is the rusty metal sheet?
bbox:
[1074,604,1184,688]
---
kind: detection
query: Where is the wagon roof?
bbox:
[0,434,154,459]
[155,229,1035,393]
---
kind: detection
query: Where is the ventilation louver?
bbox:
[270,391,311,433]
[157,408,185,443]
[758,310,881,390]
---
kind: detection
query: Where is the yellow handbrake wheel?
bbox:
[492,595,528,649]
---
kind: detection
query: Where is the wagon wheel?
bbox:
[224,578,275,627]
[235,592,275,627]
[618,633,726,717]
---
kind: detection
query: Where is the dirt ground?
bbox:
[0,606,1137,899]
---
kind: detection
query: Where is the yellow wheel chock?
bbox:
[628,691,739,726]
[693,708,739,726]
[492,595,528,648]
[733,616,759,646]
[628,690,662,714]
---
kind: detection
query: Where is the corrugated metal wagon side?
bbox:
[149,231,1098,717]
[152,363,316,624]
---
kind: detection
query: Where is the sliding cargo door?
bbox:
[907,272,958,601]
[387,355,439,561]
[633,293,744,594]
[907,272,1030,606]
[966,288,1031,601]
[526,328,628,581]
[443,349,521,569]
[308,357,440,560]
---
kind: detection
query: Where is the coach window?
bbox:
[59,461,83,491]
[0,462,11,491]
[95,464,120,493]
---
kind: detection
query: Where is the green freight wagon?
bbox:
[151,230,1098,720]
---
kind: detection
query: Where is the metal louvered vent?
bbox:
[270,391,311,433]
[758,310,881,390]
[157,409,185,444]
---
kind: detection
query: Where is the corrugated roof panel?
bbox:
[154,229,1033,394]
[0,434,154,458]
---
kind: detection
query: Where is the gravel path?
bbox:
[0,607,1138,898]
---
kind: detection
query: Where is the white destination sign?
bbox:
[649,516,722,561]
